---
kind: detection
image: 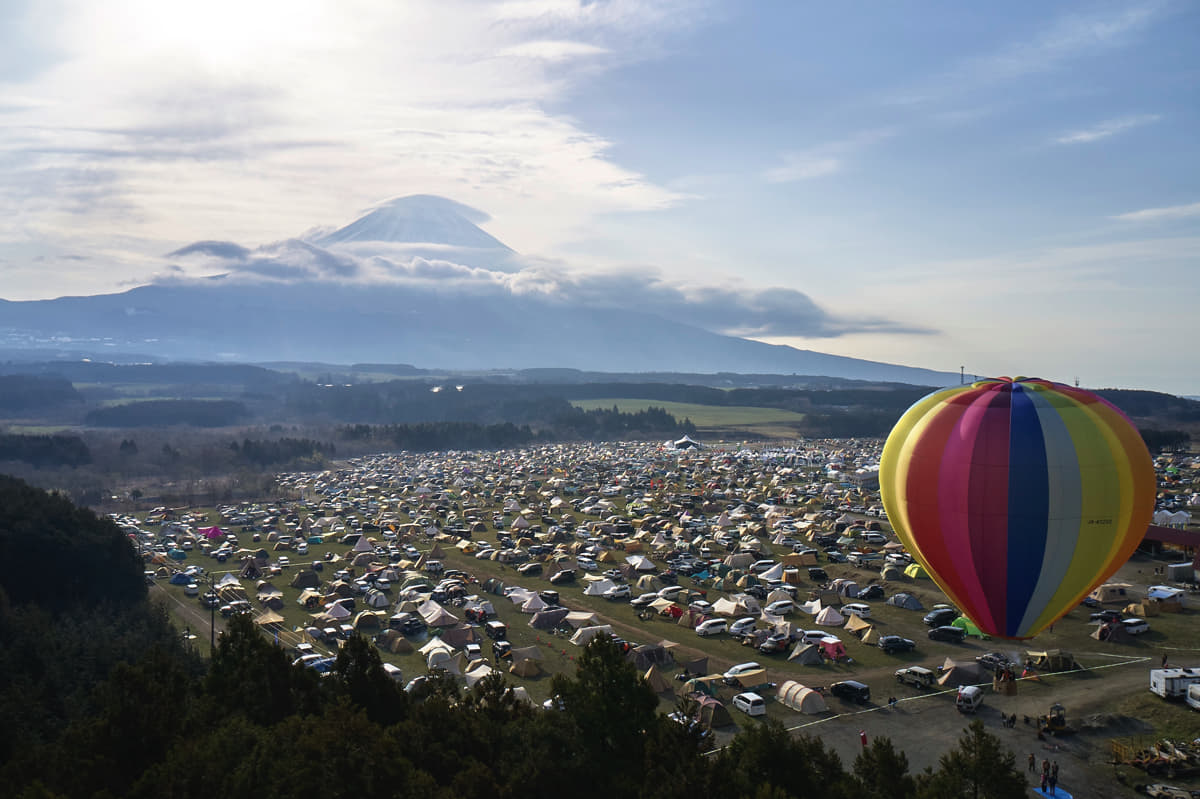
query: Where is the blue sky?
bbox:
[0,0,1197,393]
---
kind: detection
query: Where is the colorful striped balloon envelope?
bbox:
[880,377,1155,639]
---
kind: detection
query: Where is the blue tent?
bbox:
[169,572,192,585]
[168,549,187,560]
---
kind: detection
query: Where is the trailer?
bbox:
[1149,668,1200,700]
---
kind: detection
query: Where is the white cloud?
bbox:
[764,155,840,184]
[1112,201,1200,223]
[1054,114,1160,144]
[968,3,1163,84]
[161,233,928,339]
[764,128,894,184]
[0,0,710,298]
[499,40,609,61]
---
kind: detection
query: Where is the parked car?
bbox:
[759,632,791,654]
[516,562,542,576]
[464,606,492,623]
[695,618,728,637]
[764,599,794,616]
[729,617,758,637]
[549,568,576,585]
[807,567,829,582]
[894,666,935,689]
[802,630,839,646]
[858,584,885,600]
[603,584,631,601]
[927,625,966,643]
[657,584,685,601]
[861,532,888,545]
[975,652,1013,672]
[723,661,763,680]
[842,602,871,619]
[878,635,915,654]
[1122,618,1150,635]
[631,592,660,608]
[1090,609,1122,623]
[829,680,871,704]
[576,556,597,571]
[923,608,959,627]
[732,692,767,717]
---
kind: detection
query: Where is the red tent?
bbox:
[819,639,847,660]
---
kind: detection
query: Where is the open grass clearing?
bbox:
[570,398,805,430]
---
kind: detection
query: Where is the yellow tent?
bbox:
[904,563,928,579]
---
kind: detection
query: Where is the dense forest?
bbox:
[0,433,92,468]
[0,374,81,410]
[0,476,1030,799]
[84,399,250,427]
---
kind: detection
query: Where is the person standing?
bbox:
[1028,753,1036,773]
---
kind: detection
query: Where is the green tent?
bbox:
[951,615,989,638]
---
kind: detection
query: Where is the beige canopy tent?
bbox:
[777,680,828,714]
[644,665,674,694]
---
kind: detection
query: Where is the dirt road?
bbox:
[735,653,1154,798]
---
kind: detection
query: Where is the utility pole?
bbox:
[960,366,965,385]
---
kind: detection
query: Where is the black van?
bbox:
[485,620,508,640]
[830,680,871,704]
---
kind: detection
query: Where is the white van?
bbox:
[956,685,984,713]
[732,692,766,716]
[1188,683,1200,711]
[382,662,404,683]
[764,599,794,616]
[696,618,728,637]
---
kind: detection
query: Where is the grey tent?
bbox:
[529,607,570,631]
[886,592,924,610]
[880,565,903,580]
[788,643,823,665]
[682,655,709,676]
[290,570,320,589]
[628,643,675,670]
[440,624,478,649]
[937,658,985,687]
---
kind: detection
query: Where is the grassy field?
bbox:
[571,398,806,438]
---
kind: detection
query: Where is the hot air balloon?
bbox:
[879,377,1155,639]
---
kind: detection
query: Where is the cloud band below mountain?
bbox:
[163,238,933,340]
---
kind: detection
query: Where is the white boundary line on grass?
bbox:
[701,654,1154,755]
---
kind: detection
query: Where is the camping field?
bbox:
[143,485,1200,798]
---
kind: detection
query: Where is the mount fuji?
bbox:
[0,196,956,385]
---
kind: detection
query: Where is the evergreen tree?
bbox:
[918,720,1026,799]
[855,736,917,799]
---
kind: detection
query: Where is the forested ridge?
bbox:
[0,477,1030,798]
